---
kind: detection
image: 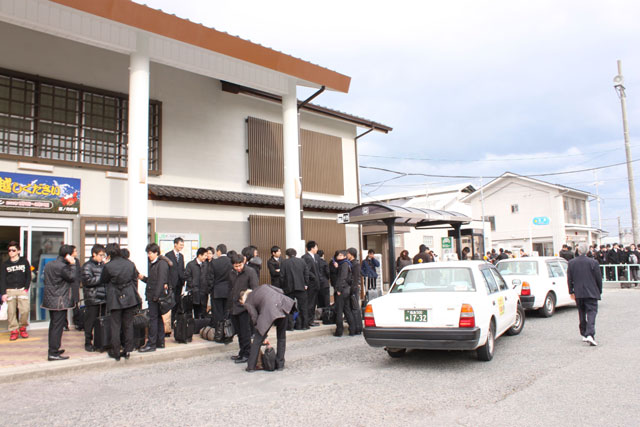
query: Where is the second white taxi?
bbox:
[363,261,524,361]
[495,257,574,317]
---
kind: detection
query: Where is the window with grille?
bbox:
[80,217,155,262]
[0,68,161,174]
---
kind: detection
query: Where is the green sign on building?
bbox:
[441,237,452,249]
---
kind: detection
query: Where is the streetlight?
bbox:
[613,60,640,244]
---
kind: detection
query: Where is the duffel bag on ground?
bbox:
[321,306,336,325]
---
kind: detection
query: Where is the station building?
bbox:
[0,0,390,326]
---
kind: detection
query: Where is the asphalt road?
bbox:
[3,288,639,427]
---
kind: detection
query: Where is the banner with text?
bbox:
[0,171,81,214]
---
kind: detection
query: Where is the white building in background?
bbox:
[462,172,602,256]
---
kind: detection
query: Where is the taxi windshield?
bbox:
[496,261,539,276]
[391,267,476,293]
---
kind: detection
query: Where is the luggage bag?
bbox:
[93,315,112,352]
[173,313,195,343]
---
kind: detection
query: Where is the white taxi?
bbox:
[495,257,574,317]
[363,261,524,361]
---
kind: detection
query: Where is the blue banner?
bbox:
[0,171,81,214]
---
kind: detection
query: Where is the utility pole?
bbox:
[614,60,640,244]
[618,216,623,243]
[593,170,603,230]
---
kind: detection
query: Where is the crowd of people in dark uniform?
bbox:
[560,243,640,286]
[21,237,372,373]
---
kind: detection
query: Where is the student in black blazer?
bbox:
[567,243,603,346]
[207,244,233,325]
[165,237,185,326]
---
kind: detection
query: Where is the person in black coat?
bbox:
[347,247,363,334]
[267,246,282,288]
[280,248,310,330]
[329,251,340,289]
[302,240,321,328]
[139,243,172,352]
[81,244,106,352]
[243,284,295,372]
[316,250,331,308]
[226,253,259,363]
[567,244,603,346]
[165,237,185,328]
[207,244,233,325]
[185,247,209,318]
[100,243,141,360]
[42,244,77,361]
[333,251,355,337]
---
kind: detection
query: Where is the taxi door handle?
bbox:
[492,301,496,306]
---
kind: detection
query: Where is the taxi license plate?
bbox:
[404,310,428,322]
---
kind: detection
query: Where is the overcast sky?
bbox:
[136,0,640,236]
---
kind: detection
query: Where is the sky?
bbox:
[135,0,640,237]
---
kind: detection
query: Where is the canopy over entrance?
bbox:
[346,203,472,281]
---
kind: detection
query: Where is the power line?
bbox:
[359,158,640,180]
[358,144,640,163]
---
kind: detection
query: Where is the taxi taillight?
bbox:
[364,304,376,327]
[459,304,475,328]
[521,281,531,296]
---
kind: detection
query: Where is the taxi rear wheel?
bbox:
[539,292,556,318]
[506,304,525,336]
[477,321,495,361]
[386,348,407,358]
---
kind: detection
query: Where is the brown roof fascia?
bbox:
[221,81,392,133]
[50,0,351,93]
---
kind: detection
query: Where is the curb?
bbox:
[0,324,335,384]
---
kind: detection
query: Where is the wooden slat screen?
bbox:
[249,214,347,284]
[247,116,345,195]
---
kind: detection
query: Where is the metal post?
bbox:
[453,224,463,260]
[384,218,396,282]
[614,60,640,244]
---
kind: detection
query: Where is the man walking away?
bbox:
[243,284,295,372]
[42,244,77,361]
[302,241,320,327]
[280,248,310,330]
[227,254,259,363]
[267,246,282,288]
[1,241,32,341]
[165,237,185,328]
[317,250,331,308]
[208,244,232,325]
[185,247,209,318]
[139,243,172,353]
[334,251,355,337]
[81,244,106,351]
[567,243,603,346]
[361,249,380,290]
[347,248,363,334]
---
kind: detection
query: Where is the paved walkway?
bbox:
[0,324,334,383]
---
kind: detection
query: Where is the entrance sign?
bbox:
[532,216,550,225]
[0,171,81,214]
[441,237,452,249]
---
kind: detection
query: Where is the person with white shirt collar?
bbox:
[185,247,209,318]
[165,237,185,327]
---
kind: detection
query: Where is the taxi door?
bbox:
[480,267,508,335]
[491,268,517,327]
[546,259,572,306]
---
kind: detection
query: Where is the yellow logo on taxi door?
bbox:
[498,296,505,316]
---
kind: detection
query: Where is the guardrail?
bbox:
[600,264,640,285]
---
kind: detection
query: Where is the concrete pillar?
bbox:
[127,34,150,301]
[282,79,303,253]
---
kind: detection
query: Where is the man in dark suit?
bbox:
[302,240,320,327]
[267,246,282,288]
[280,248,310,330]
[347,247,363,334]
[567,243,603,346]
[333,250,355,337]
[207,243,233,325]
[227,253,259,363]
[243,284,295,372]
[165,237,185,327]
[316,250,331,308]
